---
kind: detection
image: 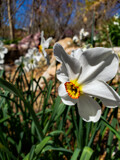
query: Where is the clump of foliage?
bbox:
[108,16,120,46]
[3,39,20,45]
[0,60,120,159]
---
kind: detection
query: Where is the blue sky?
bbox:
[15,0,32,28]
[15,0,120,29]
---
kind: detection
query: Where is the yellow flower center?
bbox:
[38,45,43,52]
[30,59,34,64]
[65,80,83,99]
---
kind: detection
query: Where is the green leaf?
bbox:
[29,145,36,160]
[0,78,23,100]
[42,146,73,154]
[49,130,64,136]
[43,96,66,134]
[35,136,51,155]
[101,116,120,140]
[23,153,29,160]
[71,148,81,160]
[0,78,44,141]
[0,142,17,160]
[54,103,66,121]
[0,116,10,123]
[80,146,93,160]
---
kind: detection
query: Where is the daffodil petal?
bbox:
[35,55,42,62]
[0,41,3,47]
[42,49,49,65]
[0,53,5,59]
[42,49,47,57]
[58,83,77,105]
[42,37,52,49]
[0,59,4,64]
[54,43,81,80]
[2,47,8,54]
[71,48,83,60]
[83,80,120,107]
[57,63,69,83]
[77,95,101,122]
[41,31,45,44]
[100,98,118,108]
[78,47,118,83]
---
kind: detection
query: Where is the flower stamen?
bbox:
[65,81,81,99]
[38,45,43,52]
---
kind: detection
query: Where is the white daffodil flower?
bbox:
[79,28,89,40]
[54,43,120,122]
[27,47,42,62]
[114,14,119,20]
[93,36,98,41]
[0,40,8,69]
[38,31,52,65]
[15,56,29,72]
[83,32,89,37]
[25,52,38,70]
[113,21,119,26]
[73,35,79,43]
[0,40,8,59]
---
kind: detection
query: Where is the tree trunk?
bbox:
[29,0,34,34]
[7,0,14,40]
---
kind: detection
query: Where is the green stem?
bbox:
[91,11,95,46]
[31,69,34,105]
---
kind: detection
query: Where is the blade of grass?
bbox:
[71,148,81,160]
[0,142,17,160]
[80,146,93,160]
[0,78,44,141]
[101,116,120,140]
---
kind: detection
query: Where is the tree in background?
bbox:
[0,0,25,40]
[0,0,120,40]
[73,0,120,33]
[7,0,14,40]
[27,0,75,40]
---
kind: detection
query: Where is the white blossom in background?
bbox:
[27,47,42,62]
[113,22,119,26]
[81,44,93,52]
[106,26,109,31]
[93,36,99,41]
[0,40,8,69]
[25,49,39,70]
[73,35,79,43]
[114,13,119,20]
[26,56,38,70]
[38,31,53,65]
[15,47,42,72]
[0,41,8,59]
[54,43,120,122]
[14,56,29,72]
[79,28,89,40]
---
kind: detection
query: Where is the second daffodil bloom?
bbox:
[27,47,42,62]
[54,43,120,122]
[14,56,29,72]
[38,31,52,65]
[0,41,8,59]
[0,40,8,69]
